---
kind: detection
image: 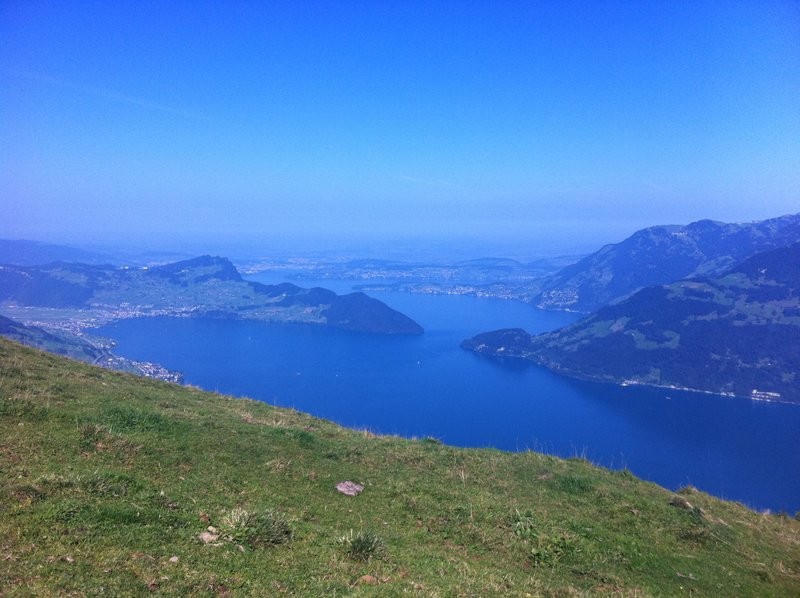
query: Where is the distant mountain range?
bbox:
[0,239,119,266]
[0,239,199,268]
[533,213,800,312]
[0,255,423,335]
[342,213,800,307]
[464,241,800,403]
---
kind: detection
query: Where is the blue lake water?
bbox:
[98,281,800,513]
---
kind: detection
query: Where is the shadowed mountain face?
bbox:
[534,213,800,312]
[464,243,800,403]
[0,256,423,335]
[324,291,424,334]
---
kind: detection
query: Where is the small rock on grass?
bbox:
[336,481,364,496]
[199,527,220,544]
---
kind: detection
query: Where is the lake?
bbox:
[98,278,800,513]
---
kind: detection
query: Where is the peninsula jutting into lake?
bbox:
[0,255,424,335]
[0,254,423,379]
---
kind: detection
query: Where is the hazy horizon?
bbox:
[7,210,799,265]
[0,227,612,263]
[3,2,799,254]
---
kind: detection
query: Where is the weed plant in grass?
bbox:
[338,529,387,562]
[221,507,293,549]
[1,337,799,596]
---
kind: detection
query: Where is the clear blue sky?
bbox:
[2,1,799,255]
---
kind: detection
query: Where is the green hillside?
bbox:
[0,256,423,335]
[1,338,798,596]
[465,243,800,403]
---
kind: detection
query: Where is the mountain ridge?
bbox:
[463,242,800,403]
[0,239,117,266]
[534,213,800,312]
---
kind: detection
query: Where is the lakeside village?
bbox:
[0,303,190,384]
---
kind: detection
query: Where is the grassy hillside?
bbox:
[465,243,800,403]
[1,338,798,596]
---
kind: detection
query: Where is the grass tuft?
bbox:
[529,532,578,566]
[553,473,595,495]
[511,509,538,540]
[100,405,177,432]
[77,422,110,450]
[221,507,293,548]
[0,394,49,419]
[338,529,387,562]
[422,436,443,445]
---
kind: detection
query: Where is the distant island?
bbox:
[464,242,800,403]
[0,255,423,336]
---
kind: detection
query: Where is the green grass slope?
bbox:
[1,338,798,596]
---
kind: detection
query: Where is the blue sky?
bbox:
[2,1,799,255]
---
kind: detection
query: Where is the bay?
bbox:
[97,282,800,513]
